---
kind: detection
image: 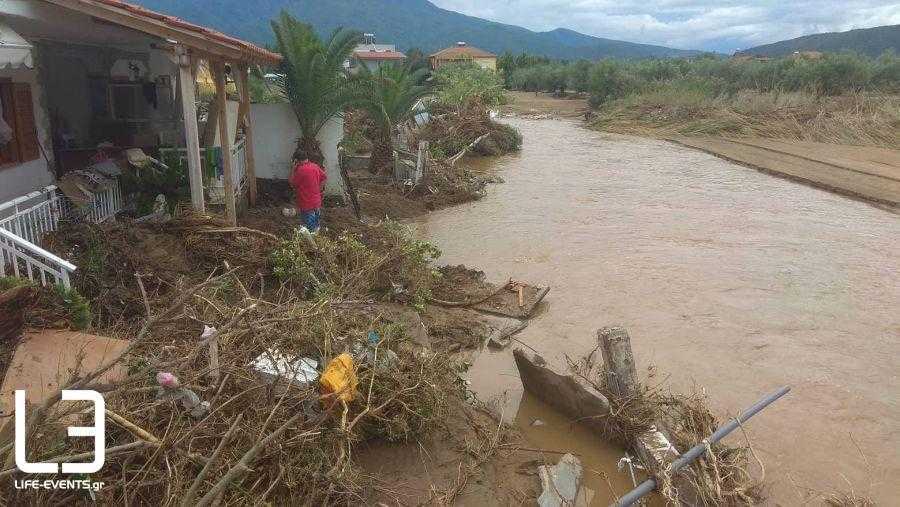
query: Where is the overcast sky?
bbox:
[430,0,900,53]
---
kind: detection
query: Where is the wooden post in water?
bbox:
[598,326,680,489]
[598,326,638,398]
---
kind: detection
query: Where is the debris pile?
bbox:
[3,207,552,504]
[413,102,522,160]
[0,261,465,504]
[565,339,766,506]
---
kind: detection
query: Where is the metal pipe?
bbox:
[611,385,790,507]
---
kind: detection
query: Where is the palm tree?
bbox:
[353,63,430,174]
[270,12,361,162]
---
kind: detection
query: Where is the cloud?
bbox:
[430,0,900,52]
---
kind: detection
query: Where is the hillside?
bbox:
[740,24,900,58]
[132,0,698,59]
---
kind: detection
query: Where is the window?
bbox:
[109,82,150,120]
[0,81,40,166]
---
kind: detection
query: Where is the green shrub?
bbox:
[434,63,507,111]
[0,276,92,330]
[53,283,92,330]
[504,51,900,104]
[588,60,639,107]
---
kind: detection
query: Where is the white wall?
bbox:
[0,66,55,206]
[249,103,345,197]
[212,100,239,148]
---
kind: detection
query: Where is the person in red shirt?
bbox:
[288,150,327,233]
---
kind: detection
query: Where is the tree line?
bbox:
[499,51,900,106]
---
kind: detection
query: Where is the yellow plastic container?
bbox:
[319,353,357,403]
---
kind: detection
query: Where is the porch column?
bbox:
[235,64,258,206]
[176,46,205,212]
[211,60,236,225]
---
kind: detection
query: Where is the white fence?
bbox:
[0,186,63,246]
[0,228,76,288]
[0,179,123,289]
[86,180,124,224]
[159,136,248,205]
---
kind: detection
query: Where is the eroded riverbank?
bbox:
[418,117,900,504]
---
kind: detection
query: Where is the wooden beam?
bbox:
[176,47,205,212]
[236,64,258,206]
[597,326,638,399]
[211,61,236,225]
[41,0,276,64]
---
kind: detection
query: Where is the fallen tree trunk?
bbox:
[447,134,489,166]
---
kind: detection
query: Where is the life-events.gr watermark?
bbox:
[12,390,106,492]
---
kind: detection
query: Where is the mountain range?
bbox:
[740,24,900,58]
[132,0,700,59]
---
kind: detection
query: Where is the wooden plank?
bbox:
[176,48,205,212]
[236,64,257,205]
[212,61,236,225]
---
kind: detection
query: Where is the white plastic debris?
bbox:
[538,453,584,507]
[179,389,210,418]
[351,342,398,371]
[251,348,319,388]
[201,325,217,340]
[155,373,209,419]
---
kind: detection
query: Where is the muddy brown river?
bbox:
[417,118,900,504]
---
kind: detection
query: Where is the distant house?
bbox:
[348,33,406,73]
[430,42,497,71]
[791,51,824,60]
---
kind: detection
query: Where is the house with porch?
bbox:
[0,0,343,289]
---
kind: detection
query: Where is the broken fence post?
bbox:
[611,386,791,507]
[598,326,638,398]
[415,141,428,185]
[598,327,679,481]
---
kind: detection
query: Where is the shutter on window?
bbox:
[0,84,17,165]
[12,83,40,162]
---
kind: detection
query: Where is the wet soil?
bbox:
[417,117,900,504]
[671,136,900,208]
[502,91,590,119]
[355,397,541,505]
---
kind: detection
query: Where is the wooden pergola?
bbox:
[41,0,283,225]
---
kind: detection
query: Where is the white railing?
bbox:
[0,228,76,288]
[159,137,248,205]
[0,186,64,245]
[0,178,122,289]
[86,180,124,224]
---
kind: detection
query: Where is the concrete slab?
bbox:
[0,329,129,418]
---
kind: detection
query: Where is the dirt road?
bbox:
[417,117,900,504]
[671,136,900,207]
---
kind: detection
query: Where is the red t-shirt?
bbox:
[289,161,327,211]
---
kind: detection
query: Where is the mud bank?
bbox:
[417,117,900,504]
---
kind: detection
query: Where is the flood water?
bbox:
[417,118,900,504]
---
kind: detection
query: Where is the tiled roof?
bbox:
[430,45,496,59]
[354,50,406,60]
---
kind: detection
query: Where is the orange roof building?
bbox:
[430,42,497,71]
